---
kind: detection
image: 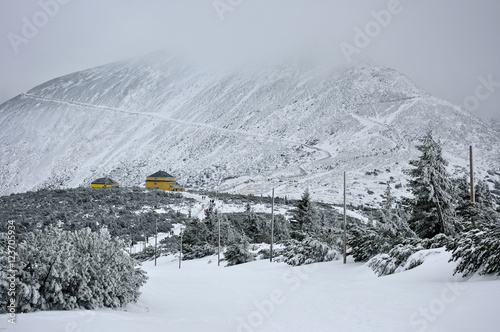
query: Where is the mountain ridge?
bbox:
[1,53,499,204]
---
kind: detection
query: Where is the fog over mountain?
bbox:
[1,1,500,120]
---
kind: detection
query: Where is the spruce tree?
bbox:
[454,175,476,225]
[224,232,254,266]
[290,189,318,238]
[475,180,494,209]
[474,179,498,223]
[406,131,458,238]
[243,203,261,243]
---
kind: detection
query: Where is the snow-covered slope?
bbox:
[1,53,499,203]
[4,250,500,332]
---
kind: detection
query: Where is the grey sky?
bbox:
[1,0,499,120]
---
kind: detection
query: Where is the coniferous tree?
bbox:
[406,132,459,238]
[474,179,499,223]
[181,218,216,259]
[454,175,477,226]
[290,189,319,238]
[243,203,262,243]
[448,222,500,276]
[0,224,147,313]
[475,180,494,209]
[224,232,254,266]
[204,203,219,245]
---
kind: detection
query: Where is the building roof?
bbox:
[91,177,117,185]
[148,171,174,178]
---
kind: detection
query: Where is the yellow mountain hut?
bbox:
[91,177,118,188]
[145,171,184,191]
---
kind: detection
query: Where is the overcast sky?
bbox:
[1,0,499,120]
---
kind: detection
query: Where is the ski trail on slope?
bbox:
[22,93,334,187]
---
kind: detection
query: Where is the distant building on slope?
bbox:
[145,171,184,191]
[91,177,118,188]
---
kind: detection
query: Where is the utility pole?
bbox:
[343,171,347,264]
[179,228,183,269]
[217,211,221,266]
[270,188,275,263]
[469,145,475,227]
[154,218,158,266]
[129,231,132,255]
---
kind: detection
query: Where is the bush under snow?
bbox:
[448,223,500,277]
[0,225,148,313]
[283,237,340,266]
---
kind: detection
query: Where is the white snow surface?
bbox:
[2,249,500,332]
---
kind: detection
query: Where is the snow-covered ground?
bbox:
[3,249,500,332]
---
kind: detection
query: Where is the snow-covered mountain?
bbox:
[1,52,499,203]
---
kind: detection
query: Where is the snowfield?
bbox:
[3,249,500,332]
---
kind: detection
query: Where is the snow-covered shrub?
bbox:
[347,217,416,262]
[366,233,452,277]
[283,237,340,266]
[0,225,147,313]
[347,223,390,262]
[367,243,424,276]
[224,235,255,266]
[183,244,216,260]
[131,246,160,262]
[257,248,271,260]
[448,223,500,277]
[420,233,453,249]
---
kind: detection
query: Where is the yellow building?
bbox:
[91,177,118,188]
[145,171,184,191]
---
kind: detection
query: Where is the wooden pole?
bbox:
[154,219,157,266]
[343,172,347,264]
[217,212,221,266]
[469,145,475,227]
[270,188,275,263]
[179,228,183,269]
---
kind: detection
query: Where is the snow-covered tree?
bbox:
[283,237,339,266]
[406,131,459,238]
[448,222,500,276]
[290,189,319,238]
[0,224,147,313]
[347,211,416,263]
[243,203,263,243]
[367,243,423,276]
[368,234,453,276]
[348,187,416,263]
[454,175,476,224]
[181,218,216,260]
[475,180,494,209]
[224,233,255,266]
